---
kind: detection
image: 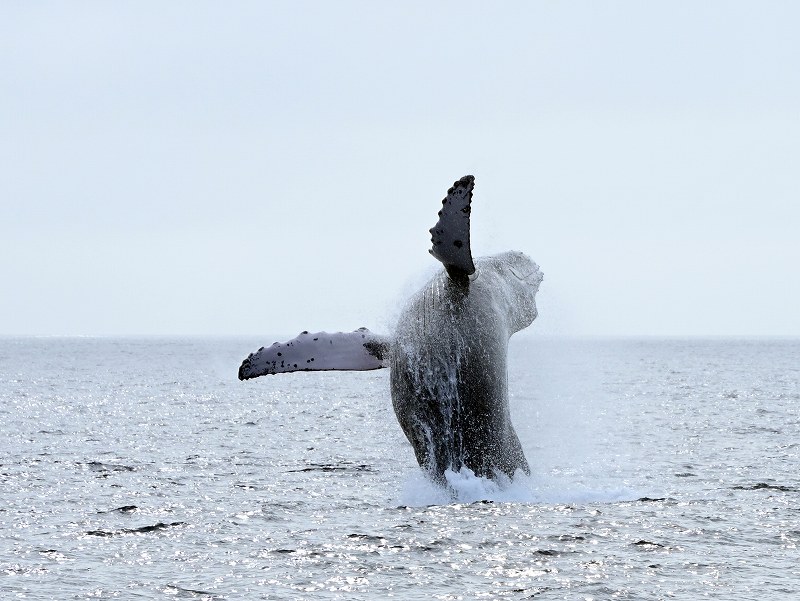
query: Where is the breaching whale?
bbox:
[239,175,543,482]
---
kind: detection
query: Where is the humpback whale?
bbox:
[239,175,543,482]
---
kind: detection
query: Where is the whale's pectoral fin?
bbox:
[238,328,391,380]
[429,175,476,280]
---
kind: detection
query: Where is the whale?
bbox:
[239,175,543,482]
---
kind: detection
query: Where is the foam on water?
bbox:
[399,466,648,506]
[399,467,530,505]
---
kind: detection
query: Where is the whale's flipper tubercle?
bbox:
[429,175,476,280]
[238,328,391,380]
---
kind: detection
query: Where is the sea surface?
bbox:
[1,336,799,599]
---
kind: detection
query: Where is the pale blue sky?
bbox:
[2,1,798,336]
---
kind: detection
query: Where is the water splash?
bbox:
[398,467,648,506]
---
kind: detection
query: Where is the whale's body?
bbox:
[391,252,540,480]
[239,176,542,482]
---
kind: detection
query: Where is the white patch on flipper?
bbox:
[428,175,475,276]
[238,328,389,380]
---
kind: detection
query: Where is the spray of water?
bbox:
[398,467,647,506]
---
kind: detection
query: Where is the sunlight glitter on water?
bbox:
[1,337,799,599]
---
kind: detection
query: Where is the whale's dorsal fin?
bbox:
[238,328,390,380]
[428,175,476,280]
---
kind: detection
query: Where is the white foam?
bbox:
[398,467,649,506]
[397,467,539,506]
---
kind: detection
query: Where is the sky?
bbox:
[1,1,798,337]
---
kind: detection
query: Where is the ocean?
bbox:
[1,336,798,599]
